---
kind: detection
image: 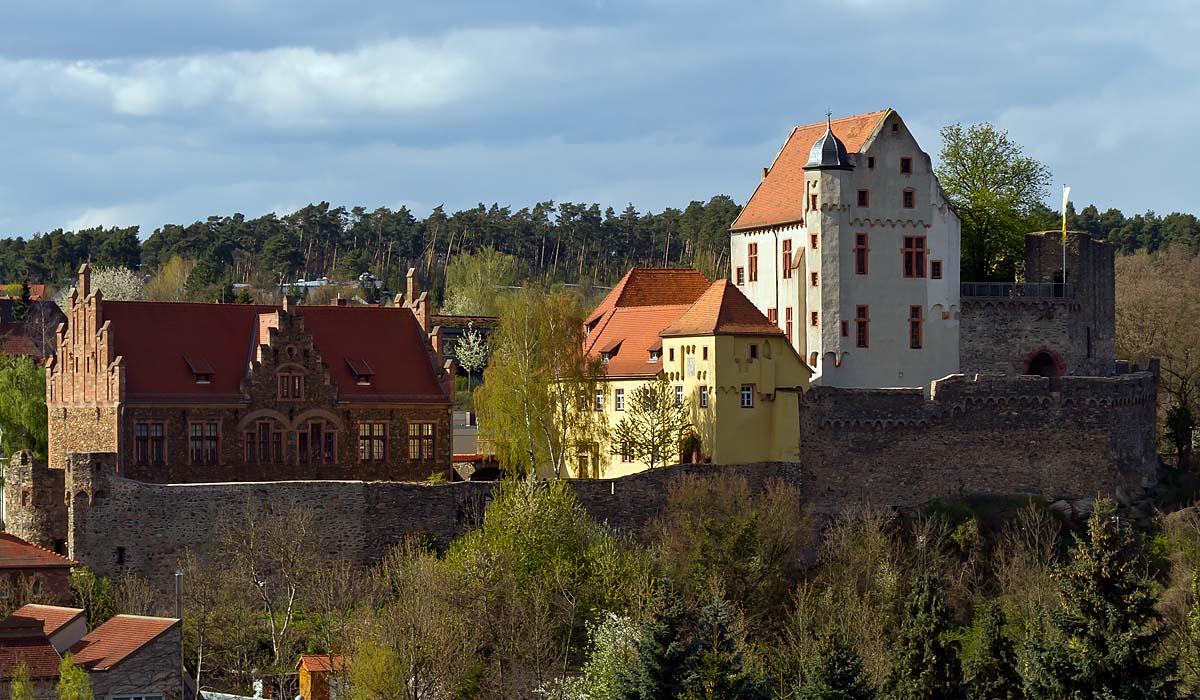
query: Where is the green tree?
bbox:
[442,245,525,316]
[475,287,605,478]
[965,603,1021,700]
[618,597,697,700]
[882,576,963,700]
[0,356,48,461]
[549,614,641,700]
[796,632,877,700]
[681,591,768,700]
[1023,498,1178,700]
[936,123,1052,282]
[70,567,116,629]
[55,653,92,700]
[610,373,693,470]
[11,659,35,700]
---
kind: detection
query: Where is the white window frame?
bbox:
[740,385,754,408]
[594,389,603,412]
[674,385,683,407]
[699,386,709,408]
[615,389,625,411]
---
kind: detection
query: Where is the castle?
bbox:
[0,112,1161,600]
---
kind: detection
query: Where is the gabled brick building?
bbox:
[46,265,454,483]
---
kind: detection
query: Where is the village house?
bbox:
[575,268,811,478]
[46,265,455,483]
[0,533,74,608]
[296,654,346,700]
[0,606,183,700]
[730,109,961,390]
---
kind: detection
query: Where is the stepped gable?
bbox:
[69,615,178,671]
[7,605,84,638]
[0,532,75,569]
[661,279,784,337]
[731,109,889,232]
[584,267,712,326]
[99,300,447,403]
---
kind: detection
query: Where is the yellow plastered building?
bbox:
[566,268,811,478]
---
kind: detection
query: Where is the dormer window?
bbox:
[648,350,660,363]
[185,356,213,385]
[347,358,374,386]
[598,339,622,365]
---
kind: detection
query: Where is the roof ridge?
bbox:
[0,532,77,565]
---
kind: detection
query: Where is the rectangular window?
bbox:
[245,432,256,463]
[857,189,869,207]
[903,189,915,209]
[810,271,818,287]
[407,422,435,462]
[749,344,758,360]
[292,375,303,399]
[674,385,683,407]
[308,423,323,463]
[359,422,386,462]
[257,423,271,463]
[867,156,876,169]
[781,239,793,279]
[149,423,165,465]
[841,320,849,337]
[854,233,869,275]
[278,374,303,400]
[323,432,335,462]
[615,388,625,411]
[740,385,754,409]
[909,305,923,349]
[272,431,282,463]
[298,430,309,463]
[931,260,943,280]
[903,236,927,278]
[189,422,219,465]
[900,157,912,174]
[702,346,709,361]
[594,389,603,412]
[810,193,818,210]
[699,386,709,408]
[810,311,819,327]
[855,306,870,348]
[747,243,758,282]
[767,308,777,325]
[135,423,149,466]
[810,233,818,249]
[735,267,745,286]
[278,375,289,399]
[785,307,793,343]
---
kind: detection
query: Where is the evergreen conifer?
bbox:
[965,603,1022,700]
[617,596,696,700]
[1023,498,1178,699]
[680,591,768,700]
[882,575,963,700]
[796,632,876,700]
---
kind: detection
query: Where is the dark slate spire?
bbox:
[804,112,855,171]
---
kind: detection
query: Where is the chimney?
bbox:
[78,263,92,298]
[406,268,417,302]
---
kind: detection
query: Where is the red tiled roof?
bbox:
[731,110,890,232]
[585,305,692,377]
[69,615,178,672]
[0,285,45,301]
[297,654,347,673]
[7,606,84,638]
[97,301,448,404]
[0,618,61,680]
[585,268,712,326]
[0,533,76,570]
[661,280,785,337]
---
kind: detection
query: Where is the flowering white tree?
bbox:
[455,322,490,393]
[54,267,145,312]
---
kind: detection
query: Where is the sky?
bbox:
[0,0,1196,239]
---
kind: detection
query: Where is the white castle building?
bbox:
[729,109,961,389]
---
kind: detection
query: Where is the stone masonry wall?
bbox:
[3,452,67,550]
[60,370,1159,599]
[959,298,1077,376]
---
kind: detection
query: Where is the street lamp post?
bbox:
[176,568,185,700]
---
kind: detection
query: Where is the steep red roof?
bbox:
[0,533,76,570]
[661,279,785,337]
[0,618,61,680]
[7,606,84,638]
[98,301,448,404]
[586,305,693,377]
[731,110,890,232]
[297,654,347,673]
[585,268,712,325]
[69,615,178,672]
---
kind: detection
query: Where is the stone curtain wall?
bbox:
[959,298,1077,376]
[59,369,1159,599]
[3,452,67,550]
[799,371,1159,512]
